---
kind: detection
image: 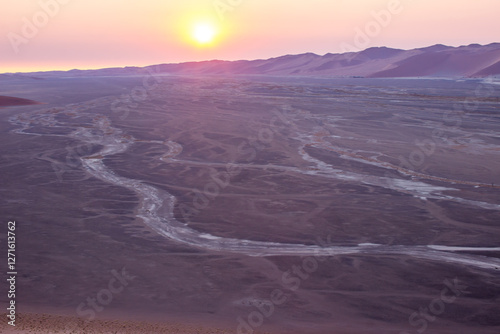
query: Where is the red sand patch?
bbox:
[0,96,41,107]
[0,313,246,334]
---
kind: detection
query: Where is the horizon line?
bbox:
[2,41,499,76]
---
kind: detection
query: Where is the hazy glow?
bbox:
[1,0,499,73]
[192,22,217,46]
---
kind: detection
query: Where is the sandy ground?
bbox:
[0,312,244,334]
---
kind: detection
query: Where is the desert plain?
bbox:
[0,74,499,333]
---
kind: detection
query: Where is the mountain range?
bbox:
[3,43,500,79]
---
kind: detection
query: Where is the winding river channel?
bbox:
[9,97,500,270]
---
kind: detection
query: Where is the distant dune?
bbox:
[3,43,500,78]
[0,95,40,107]
[474,60,500,76]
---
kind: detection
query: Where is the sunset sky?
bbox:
[2,0,499,73]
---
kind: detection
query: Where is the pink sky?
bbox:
[1,0,499,73]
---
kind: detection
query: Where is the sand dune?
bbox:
[0,95,40,107]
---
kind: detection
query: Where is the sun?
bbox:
[191,22,217,46]
[175,13,226,49]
